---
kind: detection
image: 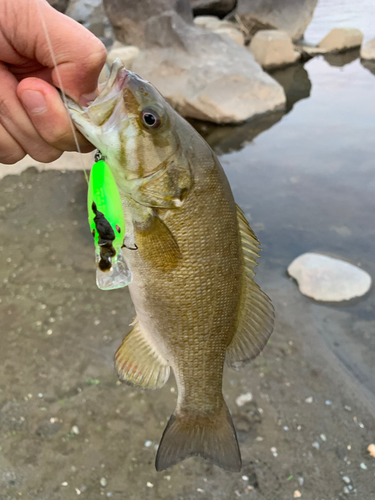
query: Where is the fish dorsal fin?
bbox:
[226,206,275,368]
[115,319,170,389]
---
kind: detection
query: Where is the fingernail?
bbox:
[21,90,47,115]
[79,90,98,107]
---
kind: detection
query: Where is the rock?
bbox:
[249,30,300,69]
[368,444,375,458]
[107,42,140,69]
[361,38,375,61]
[132,11,286,124]
[47,0,69,12]
[190,0,237,19]
[288,253,372,302]
[237,0,318,41]
[318,28,364,53]
[103,0,193,48]
[66,0,109,38]
[235,392,253,407]
[214,26,244,45]
[194,16,244,45]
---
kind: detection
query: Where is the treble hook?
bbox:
[123,243,138,251]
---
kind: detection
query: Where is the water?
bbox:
[196,3,375,402]
[305,0,375,43]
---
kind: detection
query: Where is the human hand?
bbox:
[0,0,107,164]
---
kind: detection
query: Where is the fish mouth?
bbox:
[65,59,130,149]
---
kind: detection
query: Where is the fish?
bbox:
[66,59,275,472]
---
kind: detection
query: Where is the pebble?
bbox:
[342,476,351,484]
[256,436,264,441]
[325,400,332,405]
[147,482,154,488]
[298,477,304,486]
[235,392,253,406]
[312,442,320,450]
[242,475,249,481]
[293,491,302,498]
[344,406,352,412]
[61,482,68,486]
[75,488,81,495]
[283,426,289,431]
[320,434,327,442]
[305,396,313,403]
[71,425,80,435]
[367,444,375,457]
[343,486,350,494]
[360,462,367,470]
[100,478,107,487]
[271,447,278,457]
[144,440,152,447]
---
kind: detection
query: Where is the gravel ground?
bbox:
[0,169,374,500]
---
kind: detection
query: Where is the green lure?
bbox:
[88,158,132,290]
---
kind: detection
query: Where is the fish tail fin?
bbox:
[155,400,241,472]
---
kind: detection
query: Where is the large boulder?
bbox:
[249,30,300,69]
[132,11,285,124]
[107,42,140,69]
[103,0,193,47]
[190,0,237,18]
[237,0,319,41]
[194,16,244,45]
[66,0,109,38]
[47,0,69,12]
[360,38,375,61]
[318,28,364,53]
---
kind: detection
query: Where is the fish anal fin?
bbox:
[226,206,275,368]
[156,401,241,472]
[115,319,170,390]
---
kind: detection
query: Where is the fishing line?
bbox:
[35,0,89,183]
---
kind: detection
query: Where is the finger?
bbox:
[0,123,26,164]
[17,77,94,152]
[0,64,62,163]
[5,0,107,102]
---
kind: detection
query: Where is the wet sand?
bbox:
[0,167,374,499]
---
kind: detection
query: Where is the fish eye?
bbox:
[141,108,161,129]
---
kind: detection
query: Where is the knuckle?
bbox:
[85,40,108,72]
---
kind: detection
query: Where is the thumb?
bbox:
[10,0,107,101]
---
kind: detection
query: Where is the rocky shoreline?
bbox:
[48,0,375,125]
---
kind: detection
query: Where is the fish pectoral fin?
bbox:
[134,211,182,270]
[155,401,241,472]
[226,206,275,368]
[115,319,170,390]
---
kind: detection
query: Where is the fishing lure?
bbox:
[88,154,132,290]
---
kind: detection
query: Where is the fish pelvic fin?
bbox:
[226,206,275,368]
[155,401,241,472]
[115,319,170,389]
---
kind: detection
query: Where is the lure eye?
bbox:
[115,225,121,234]
[141,108,161,129]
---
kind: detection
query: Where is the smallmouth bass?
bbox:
[67,60,274,472]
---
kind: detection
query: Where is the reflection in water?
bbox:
[324,48,360,68]
[361,59,375,76]
[191,62,311,154]
[270,63,312,112]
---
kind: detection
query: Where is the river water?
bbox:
[197,1,375,403]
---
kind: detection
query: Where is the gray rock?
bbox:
[361,38,375,61]
[66,0,109,38]
[318,28,364,53]
[190,0,237,18]
[47,0,69,12]
[133,11,285,124]
[288,253,372,302]
[107,42,140,69]
[194,16,244,45]
[237,0,319,41]
[103,0,193,48]
[249,30,300,69]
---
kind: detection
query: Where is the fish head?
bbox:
[66,59,182,186]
